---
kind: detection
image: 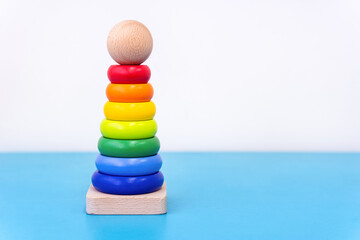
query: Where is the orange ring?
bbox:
[106,83,154,103]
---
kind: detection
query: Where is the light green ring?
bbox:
[100,119,157,140]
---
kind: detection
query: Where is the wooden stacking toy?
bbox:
[86,20,167,215]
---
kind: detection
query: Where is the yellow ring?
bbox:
[100,119,157,140]
[104,101,156,121]
[104,102,156,121]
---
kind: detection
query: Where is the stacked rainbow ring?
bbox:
[92,64,164,195]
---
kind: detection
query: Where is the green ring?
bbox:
[98,136,160,158]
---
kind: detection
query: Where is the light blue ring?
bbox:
[95,154,162,176]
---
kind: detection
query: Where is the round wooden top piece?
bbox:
[107,20,153,65]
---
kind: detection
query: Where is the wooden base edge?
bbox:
[86,182,167,215]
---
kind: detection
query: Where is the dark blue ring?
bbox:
[95,154,162,176]
[92,170,164,195]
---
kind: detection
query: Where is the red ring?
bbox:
[107,65,151,84]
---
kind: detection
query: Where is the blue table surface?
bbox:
[0,152,360,240]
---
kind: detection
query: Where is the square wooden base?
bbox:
[86,182,167,215]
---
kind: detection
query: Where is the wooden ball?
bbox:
[107,20,153,65]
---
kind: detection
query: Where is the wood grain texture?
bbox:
[86,182,167,215]
[107,20,153,65]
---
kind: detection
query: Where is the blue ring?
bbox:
[92,170,164,195]
[95,154,162,176]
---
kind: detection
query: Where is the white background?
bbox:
[0,0,359,152]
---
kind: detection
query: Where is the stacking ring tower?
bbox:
[86,20,167,215]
